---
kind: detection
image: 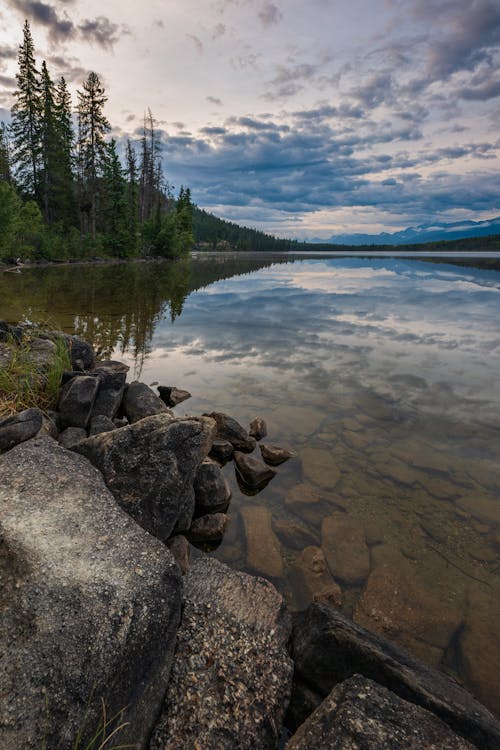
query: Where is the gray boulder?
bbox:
[287,675,475,750]
[188,512,228,544]
[66,334,95,371]
[58,375,100,429]
[158,385,191,407]
[58,426,87,449]
[291,603,500,749]
[249,416,267,440]
[150,557,293,750]
[204,411,256,452]
[91,361,129,419]
[123,380,172,423]
[88,414,116,436]
[193,459,232,514]
[234,450,277,489]
[0,436,182,750]
[74,414,216,541]
[0,408,43,453]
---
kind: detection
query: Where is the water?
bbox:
[2,253,500,715]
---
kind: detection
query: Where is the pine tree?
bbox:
[10,19,41,200]
[101,138,129,256]
[139,109,162,222]
[125,138,139,254]
[0,123,11,182]
[77,71,110,240]
[39,60,58,223]
[53,76,76,227]
[175,185,194,255]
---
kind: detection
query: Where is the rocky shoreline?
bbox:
[1,322,500,749]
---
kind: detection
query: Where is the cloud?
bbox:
[206,95,223,106]
[211,23,226,39]
[0,74,16,88]
[258,2,282,28]
[8,0,75,42]
[78,16,128,50]
[186,34,203,54]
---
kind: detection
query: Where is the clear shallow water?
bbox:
[2,254,500,715]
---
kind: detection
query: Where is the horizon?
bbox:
[0,1,499,240]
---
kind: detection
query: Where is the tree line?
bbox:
[0,20,193,262]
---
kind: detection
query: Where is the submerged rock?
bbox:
[0,435,182,750]
[290,546,342,610]
[321,513,370,585]
[74,413,216,541]
[205,411,256,452]
[287,675,475,750]
[241,505,284,579]
[150,557,293,750]
[273,518,318,550]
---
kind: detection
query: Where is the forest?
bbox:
[0,20,194,263]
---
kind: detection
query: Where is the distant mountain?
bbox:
[310,216,500,246]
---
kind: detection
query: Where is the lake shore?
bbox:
[1,322,500,749]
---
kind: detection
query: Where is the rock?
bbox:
[166,535,191,575]
[249,416,267,440]
[273,518,318,550]
[150,557,293,750]
[0,435,182,750]
[193,459,232,515]
[209,438,234,463]
[0,408,43,453]
[58,374,100,429]
[342,429,369,451]
[260,443,294,465]
[40,413,58,439]
[27,336,57,371]
[66,334,95,371]
[122,380,172,423]
[285,483,330,526]
[91,361,129,419]
[240,505,284,578]
[58,426,87,449]
[300,447,341,489]
[88,414,116,436]
[292,603,500,749]
[321,513,370,585]
[157,385,192,407]
[233,450,277,489]
[458,591,500,718]
[287,675,476,750]
[188,513,228,544]
[0,319,11,341]
[455,493,500,526]
[205,411,256,452]
[289,546,342,610]
[354,563,463,665]
[74,414,216,541]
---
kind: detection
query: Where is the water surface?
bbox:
[2,253,500,715]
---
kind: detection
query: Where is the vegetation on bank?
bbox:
[0,21,194,263]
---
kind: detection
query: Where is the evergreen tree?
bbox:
[101,138,129,256]
[175,185,194,255]
[139,109,162,223]
[39,60,58,223]
[77,72,110,240]
[53,76,76,227]
[10,19,41,200]
[0,124,11,182]
[125,138,139,254]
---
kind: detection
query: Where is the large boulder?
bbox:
[204,411,256,452]
[291,603,500,750]
[122,381,172,423]
[74,414,216,541]
[287,675,475,750]
[0,408,44,454]
[66,334,95,371]
[150,557,293,750]
[193,458,232,515]
[91,360,129,419]
[58,375,100,429]
[0,436,182,750]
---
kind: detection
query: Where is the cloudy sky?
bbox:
[0,0,499,238]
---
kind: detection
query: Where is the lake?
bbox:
[1,252,500,716]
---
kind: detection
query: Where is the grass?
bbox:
[71,698,136,750]
[0,325,71,419]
